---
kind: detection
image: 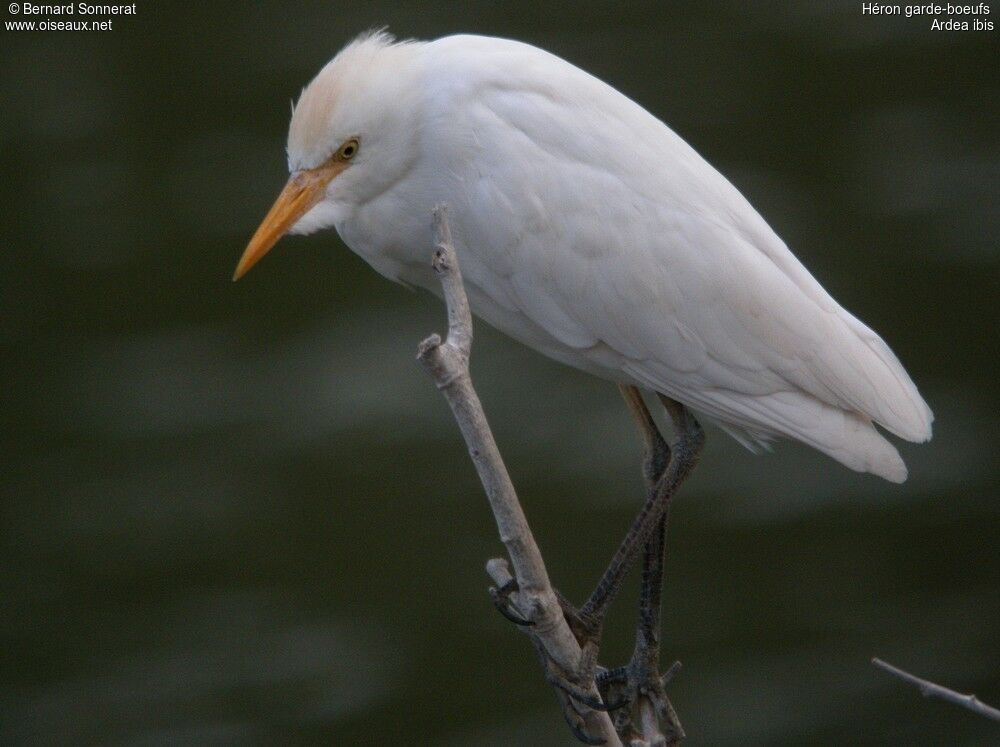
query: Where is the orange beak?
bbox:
[232,160,349,281]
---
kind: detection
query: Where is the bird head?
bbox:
[233,31,421,281]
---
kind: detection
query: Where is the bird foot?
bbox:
[539,635,615,744]
[540,592,634,744]
[491,583,621,744]
[597,656,685,746]
[490,580,603,656]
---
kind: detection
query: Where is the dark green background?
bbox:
[2,2,998,744]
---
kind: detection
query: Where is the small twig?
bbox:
[872,657,1000,723]
[417,205,623,746]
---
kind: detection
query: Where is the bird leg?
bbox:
[593,386,688,745]
[487,386,701,743]
[530,386,701,743]
[574,388,702,636]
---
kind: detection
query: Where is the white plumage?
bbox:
[240,32,933,482]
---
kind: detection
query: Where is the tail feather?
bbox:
[719,392,909,483]
[821,312,933,444]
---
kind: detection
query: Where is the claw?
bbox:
[547,673,629,712]
[548,677,607,710]
[596,665,628,689]
[559,700,606,746]
[488,578,534,626]
[596,651,685,745]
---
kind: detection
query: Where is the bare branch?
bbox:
[872,657,1000,723]
[417,205,623,746]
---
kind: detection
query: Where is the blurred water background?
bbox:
[2,2,998,744]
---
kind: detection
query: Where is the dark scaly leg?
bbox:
[556,390,701,730]
[596,388,686,744]
[572,390,702,634]
[490,386,702,744]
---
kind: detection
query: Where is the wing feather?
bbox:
[423,36,933,479]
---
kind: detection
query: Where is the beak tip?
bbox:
[232,256,254,282]
[235,165,335,286]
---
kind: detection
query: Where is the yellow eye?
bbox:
[338,138,359,160]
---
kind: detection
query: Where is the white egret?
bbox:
[234,31,932,742]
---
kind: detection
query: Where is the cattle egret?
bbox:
[234,31,933,742]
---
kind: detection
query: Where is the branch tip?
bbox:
[486,557,514,585]
[416,332,442,361]
[872,657,1000,723]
